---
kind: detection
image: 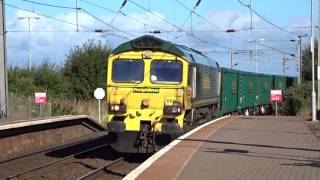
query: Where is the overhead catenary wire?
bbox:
[127,0,195,37]
[203,49,280,54]
[6,3,94,31]
[81,0,117,13]
[176,0,201,34]
[177,12,192,31]
[119,10,168,34]
[127,0,206,43]
[175,0,296,58]
[81,0,167,33]
[7,30,93,32]
[13,0,136,39]
[21,0,77,10]
[9,0,299,59]
[80,8,138,38]
[109,0,127,25]
[128,0,232,50]
[6,3,131,40]
[13,0,308,36]
[238,0,303,37]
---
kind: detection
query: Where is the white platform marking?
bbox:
[0,115,90,130]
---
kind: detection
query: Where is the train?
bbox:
[105,35,295,153]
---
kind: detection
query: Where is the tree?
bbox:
[8,66,36,96]
[302,40,318,81]
[282,82,311,115]
[281,40,317,115]
[33,59,69,98]
[63,39,111,100]
[8,60,68,97]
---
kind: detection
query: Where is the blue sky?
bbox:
[5,0,313,76]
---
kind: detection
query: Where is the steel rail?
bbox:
[6,143,111,179]
[0,131,108,164]
[76,157,124,180]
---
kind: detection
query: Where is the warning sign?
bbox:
[270,89,283,101]
[34,92,47,104]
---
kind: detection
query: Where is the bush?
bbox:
[51,100,78,116]
[63,39,111,100]
[8,66,36,96]
[8,60,69,98]
[282,82,312,115]
[8,39,111,119]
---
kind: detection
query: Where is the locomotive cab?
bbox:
[107,51,188,153]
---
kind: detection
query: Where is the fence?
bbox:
[8,93,108,124]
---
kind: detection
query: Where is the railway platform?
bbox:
[0,115,106,160]
[125,116,320,180]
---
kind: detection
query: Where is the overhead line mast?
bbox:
[311,0,316,121]
[318,0,320,116]
[0,0,7,118]
[76,0,79,32]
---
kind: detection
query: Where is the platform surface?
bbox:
[135,116,320,180]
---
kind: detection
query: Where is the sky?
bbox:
[4,0,314,76]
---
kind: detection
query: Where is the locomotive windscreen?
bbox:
[112,59,144,83]
[150,60,182,84]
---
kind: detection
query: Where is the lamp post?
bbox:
[248,38,264,73]
[230,52,238,69]
[296,37,302,84]
[255,38,264,73]
[18,16,39,70]
[311,0,317,121]
[226,29,236,69]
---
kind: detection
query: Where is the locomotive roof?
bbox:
[220,67,273,77]
[112,35,217,66]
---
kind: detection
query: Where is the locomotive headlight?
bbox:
[109,104,126,113]
[164,105,182,115]
[143,50,152,59]
[172,106,178,113]
[114,105,120,111]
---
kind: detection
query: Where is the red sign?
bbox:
[270,89,283,101]
[34,92,47,104]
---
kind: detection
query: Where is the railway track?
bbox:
[0,132,149,180]
[0,131,109,165]
[0,115,215,180]
[76,157,124,180]
[0,115,210,180]
[5,144,112,179]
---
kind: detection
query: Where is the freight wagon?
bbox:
[220,68,291,116]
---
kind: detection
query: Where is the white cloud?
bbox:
[7,10,107,65]
[6,8,306,76]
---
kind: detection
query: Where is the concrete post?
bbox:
[0,0,8,118]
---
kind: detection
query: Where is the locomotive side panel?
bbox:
[192,63,220,107]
